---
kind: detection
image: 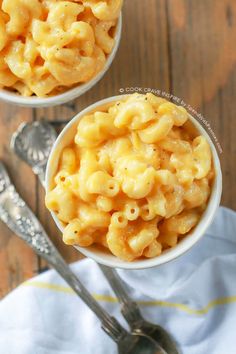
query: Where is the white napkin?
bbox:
[0,206,236,354]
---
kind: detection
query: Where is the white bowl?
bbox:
[45,95,222,269]
[0,16,122,108]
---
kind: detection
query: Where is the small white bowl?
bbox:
[45,95,222,269]
[0,16,122,108]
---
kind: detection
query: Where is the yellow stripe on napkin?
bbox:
[22,280,236,316]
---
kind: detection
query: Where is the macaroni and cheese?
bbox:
[46,93,214,261]
[0,0,122,97]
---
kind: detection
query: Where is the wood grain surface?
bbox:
[0,0,236,298]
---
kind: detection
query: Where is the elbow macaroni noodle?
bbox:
[0,0,122,97]
[46,93,215,261]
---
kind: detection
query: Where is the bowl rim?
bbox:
[0,15,122,108]
[45,94,222,269]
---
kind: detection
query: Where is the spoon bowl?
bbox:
[11,121,57,186]
[119,333,167,354]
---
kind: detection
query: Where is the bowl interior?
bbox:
[46,95,222,269]
[0,16,122,108]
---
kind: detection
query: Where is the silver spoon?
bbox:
[11,121,57,188]
[0,161,166,354]
[11,121,179,354]
[99,266,179,354]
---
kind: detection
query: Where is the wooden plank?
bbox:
[166,0,236,209]
[0,104,37,298]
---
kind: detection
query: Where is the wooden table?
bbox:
[0,0,235,298]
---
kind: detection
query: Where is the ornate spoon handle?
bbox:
[0,162,131,344]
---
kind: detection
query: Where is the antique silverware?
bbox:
[11,121,179,354]
[100,266,179,354]
[0,162,167,354]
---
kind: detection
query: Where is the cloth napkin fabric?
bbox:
[0,206,236,354]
